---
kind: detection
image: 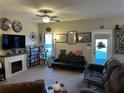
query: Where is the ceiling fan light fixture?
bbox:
[42,16,50,23]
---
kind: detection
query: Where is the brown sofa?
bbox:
[0,80,46,93]
[80,57,124,93]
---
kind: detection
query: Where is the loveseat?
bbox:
[80,57,124,93]
[0,80,46,93]
[51,52,87,73]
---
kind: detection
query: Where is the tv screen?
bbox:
[2,34,25,49]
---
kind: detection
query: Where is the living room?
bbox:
[0,0,124,93]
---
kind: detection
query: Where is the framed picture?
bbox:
[55,34,67,43]
[76,32,91,43]
[67,31,76,44]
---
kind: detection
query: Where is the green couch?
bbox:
[51,53,87,73]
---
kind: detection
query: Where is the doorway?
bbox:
[44,33,54,59]
[92,30,112,65]
[95,39,108,65]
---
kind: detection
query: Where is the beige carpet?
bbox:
[5,65,84,93]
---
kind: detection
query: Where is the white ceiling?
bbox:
[1,0,124,23]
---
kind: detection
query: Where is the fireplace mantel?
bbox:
[0,54,27,79]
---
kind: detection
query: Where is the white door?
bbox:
[92,30,112,65]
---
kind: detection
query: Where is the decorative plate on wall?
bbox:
[12,20,22,32]
[30,32,36,41]
[0,18,11,31]
[46,27,52,32]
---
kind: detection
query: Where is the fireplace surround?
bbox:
[0,54,27,79]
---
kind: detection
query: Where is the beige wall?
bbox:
[0,16,39,55]
[38,15,124,63]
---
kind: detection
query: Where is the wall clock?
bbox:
[12,20,22,32]
[0,18,11,31]
[30,32,36,41]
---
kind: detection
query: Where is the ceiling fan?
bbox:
[35,9,60,23]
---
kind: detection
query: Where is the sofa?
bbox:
[80,57,124,93]
[0,80,46,93]
[51,52,87,73]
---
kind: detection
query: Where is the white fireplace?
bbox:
[4,54,27,79]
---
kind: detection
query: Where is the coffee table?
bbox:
[46,83,67,93]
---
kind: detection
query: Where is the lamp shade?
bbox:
[42,16,50,23]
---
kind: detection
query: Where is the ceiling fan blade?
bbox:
[36,14,43,17]
[50,16,59,21]
[51,19,60,22]
[31,18,41,20]
[50,16,58,19]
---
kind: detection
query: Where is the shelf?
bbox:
[26,45,40,68]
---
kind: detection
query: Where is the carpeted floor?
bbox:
[5,65,85,93]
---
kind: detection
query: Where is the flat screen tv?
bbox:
[2,34,25,49]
